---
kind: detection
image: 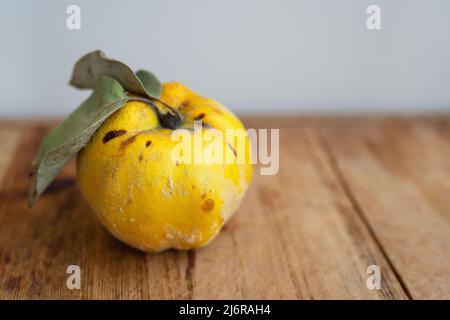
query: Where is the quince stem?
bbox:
[128,97,182,129]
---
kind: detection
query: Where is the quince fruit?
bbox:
[76,82,252,252]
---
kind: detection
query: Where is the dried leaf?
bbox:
[69,50,162,98]
[28,76,128,206]
[136,69,162,98]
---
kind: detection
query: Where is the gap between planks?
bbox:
[315,130,413,300]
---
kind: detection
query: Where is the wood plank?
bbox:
[0,128,22,185]
[0,126,190,300]
[320,119,450,299]
[1,114,449,131]
[242,115,450,129]
[0,123,408,299]
[191,128,407,299]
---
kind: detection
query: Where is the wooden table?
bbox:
[1,116,449,300]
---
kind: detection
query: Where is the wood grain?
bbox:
[0,128,22,185]
[0,116,449,299]
[320,118,450,299]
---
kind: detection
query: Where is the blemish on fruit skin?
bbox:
[227,143,237,157]
[145,140,152,147]
[202,199,215,212]
[212,107,223,115]
[120,135,137,149]
[138,155,143,162]
[166,176,174,191]
[194,113,205,120]
[103,130,127,143]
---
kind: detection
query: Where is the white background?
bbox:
[1,0,449,117]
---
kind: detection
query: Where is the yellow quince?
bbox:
[76,82,252,252]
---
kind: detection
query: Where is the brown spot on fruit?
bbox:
[103,130,127,143]
[145,140,152,147]
[201,199,215,212]
[194,113,205,120]
[138,155,143,162]
[120,135,137,150]
[212,107,223,115]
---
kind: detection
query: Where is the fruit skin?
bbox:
[76,82,252,252]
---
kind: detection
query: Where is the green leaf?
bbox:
[136,69,162,98]
[28,76,128,206]
[69,50,162,98]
